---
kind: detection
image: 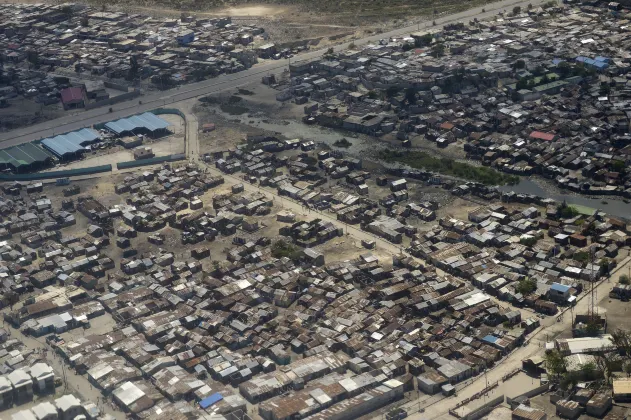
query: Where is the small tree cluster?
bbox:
[515,277,537,295]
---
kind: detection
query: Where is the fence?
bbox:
[150,108,185,119]
[451,381,499,411]
[116,154,186,170]
[0,164,112,181]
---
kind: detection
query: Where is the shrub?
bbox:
[515,277,537,295]
[271,240,302,261]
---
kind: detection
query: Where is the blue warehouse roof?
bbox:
[41,128,100,158]
[104,112,170,134]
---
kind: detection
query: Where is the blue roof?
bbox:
[482,335,498,344]
[41,128,100,158]
[199,393,223,409]
[595,56,611,62]
[551,283,570,293]
[104,112,170,134]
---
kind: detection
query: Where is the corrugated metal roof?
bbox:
[200,392,223,408]
[0,143,52,168]
[41,128,99,157]
[105,112,170,134]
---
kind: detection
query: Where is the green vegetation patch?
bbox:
[333,138,352,148]
[378,149,519,185]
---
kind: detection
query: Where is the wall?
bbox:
[116,153,186,170]
[85,90,140,110]
[506,384,550,407]
[0,165,112,181]
[458,395,504,420]
[104,81,131,92]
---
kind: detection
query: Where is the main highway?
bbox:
[0,0,551,147]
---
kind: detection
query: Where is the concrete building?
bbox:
[55,394,84,420]
[8,369,33,403]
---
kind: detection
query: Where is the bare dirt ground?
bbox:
[0,98,64,134]
[0,0,494,48]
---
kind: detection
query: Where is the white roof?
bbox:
[31,402,57,418]
[30,363,54,380]
[55,394,82,412]
[11,410,37,420]
[113,381,145,406]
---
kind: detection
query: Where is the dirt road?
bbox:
[178,107,412,259]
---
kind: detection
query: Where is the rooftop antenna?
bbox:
[588,245,597,321]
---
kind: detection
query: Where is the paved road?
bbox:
[0,0,551,147]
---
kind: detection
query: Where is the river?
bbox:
[499,178,631,220]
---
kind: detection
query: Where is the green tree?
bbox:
[558,202,579,218]
[620,274,631,285]
[625,362,631,377]
[520,236,537,246]
[516,78,529,90]
[326,48,334,56]
[415,33,433,47]
[560,371,580,390]
[431,43,446,57]
[80,16,89,27]
[585,320,602,337]
[128,55,139,81]
[580,361,597,379]
[600,81,611,95]
[513,6,522,14]
[611,329,631,357]
[348,42,356,49]
[594,352,616,385]
[574,251,589,263]
[612,160,626,172]
[513,59,525,69]
[60,5,74,17]
[367,90,379,100]
[271,239,302,261]
[515,277,537,295]
[545,350,566,378]
[557,61,571,77]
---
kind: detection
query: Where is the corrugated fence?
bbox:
[116,153,186,170]
[0,164,112,181]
